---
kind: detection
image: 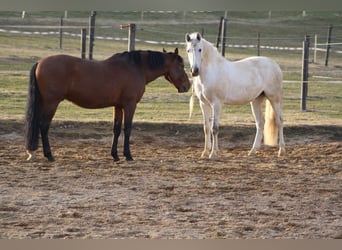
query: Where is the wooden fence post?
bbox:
[120,23,136,51]
[221,17,227,56]
[313,34,317,63]
[81,28,86,59]
[201,28,204,37]
[59,16,63,49]
[325,24,333,66]
[88,11,96,60]
[216,17,223,49]
[128,24,136,51]
[301,35,310,111]
[257,32,261,56]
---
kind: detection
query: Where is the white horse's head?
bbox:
[185,32,203,77]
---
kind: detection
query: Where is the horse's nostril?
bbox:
[191,67,199,76]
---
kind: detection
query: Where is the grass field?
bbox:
[0,11,341,125]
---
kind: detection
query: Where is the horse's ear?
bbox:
[174,48,179,55]
[185,33,191,42]
[196,32,201,41]
[163,48,167,53]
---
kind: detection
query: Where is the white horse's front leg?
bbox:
[199,99,212,158]
[209,101,222,159]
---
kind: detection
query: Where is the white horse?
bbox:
[185,32,285,158]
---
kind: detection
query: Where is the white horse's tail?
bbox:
[264,99,278,146]
[189,83,195,120]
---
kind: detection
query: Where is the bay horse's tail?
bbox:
[25,62,40,160]
[264,99,278,146]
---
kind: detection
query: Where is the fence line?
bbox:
[2,28,342,54]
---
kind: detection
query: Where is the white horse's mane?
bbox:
[199,36,222,59]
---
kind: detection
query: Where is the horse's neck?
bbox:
[202,39,230,66]
[144,64,168,84]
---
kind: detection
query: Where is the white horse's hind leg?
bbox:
[272,102,286,156]
[248,96,265,156]
[199,99,212,158]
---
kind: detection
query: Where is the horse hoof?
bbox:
[26,150,35,161]
[201,151,209,158]
[47,156,55,162]
[126,157,134,162]
[278,148,286,157]
[209,153,217,160]
[248,149,256,156]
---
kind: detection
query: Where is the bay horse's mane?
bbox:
[111,50,167,70]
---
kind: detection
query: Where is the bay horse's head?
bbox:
[163,48,191,93]
[185,32,203,77]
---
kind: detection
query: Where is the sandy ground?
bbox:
[0,120,341,239]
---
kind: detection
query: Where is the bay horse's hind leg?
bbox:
[122,103,137,161]
[111,107,123,162]
[40,103,58,162]
[248,95,265,156]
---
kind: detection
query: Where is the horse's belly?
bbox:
[66,90,118,109]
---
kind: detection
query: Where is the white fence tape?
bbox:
[1,28,342,53]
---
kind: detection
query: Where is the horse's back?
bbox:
[36,55,84,84]
[233,56,282,85]
[236,56,281,73]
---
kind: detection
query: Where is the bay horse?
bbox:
[185,32,285,158]
[25,48,190,162]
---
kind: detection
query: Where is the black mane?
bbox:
[147,51,165,70]
[120,50,142,66]
[114,50,165,70]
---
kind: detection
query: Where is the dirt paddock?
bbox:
[0,120,341,238]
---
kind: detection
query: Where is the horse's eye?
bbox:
[199,49,202,52]
[187,49,190,53]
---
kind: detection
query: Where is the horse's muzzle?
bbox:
[178,84,190,93]
[191,67,199,77]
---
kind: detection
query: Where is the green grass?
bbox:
[1,11,341,126]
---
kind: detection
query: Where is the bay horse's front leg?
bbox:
[111,107,122,162]
[123,103,137,161]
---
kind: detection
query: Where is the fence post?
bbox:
[257,32,261,56]
[59,16,63,49]
[301,35,310,111]
[81,28,86,59]
[313,34,317,63]
[221,17,227,56]
[201,28,204,37]
[216,16,223,49]
[120,23,136,51]
[88,11,96,60]
[128,24,136,51]
[324,24,333,66]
